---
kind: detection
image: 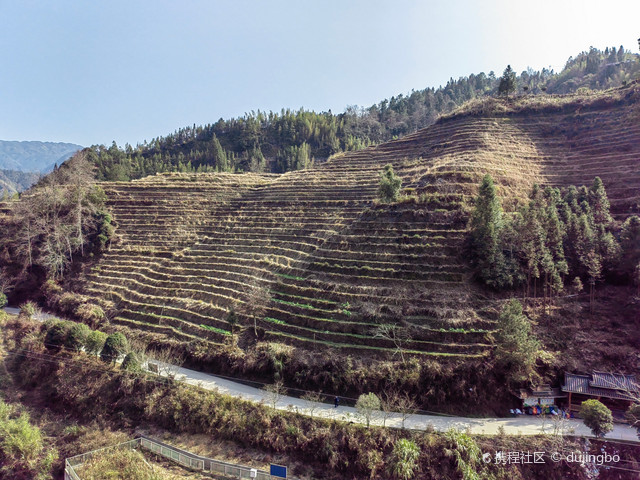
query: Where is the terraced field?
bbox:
[81,85,640,359]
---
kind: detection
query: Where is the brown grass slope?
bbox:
[80,83,640,358]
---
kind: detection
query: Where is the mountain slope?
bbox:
[75,83,640,361]
[88,47,640,181]
[0,140,82,173]
[0,169,43,196]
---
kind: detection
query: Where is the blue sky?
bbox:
[0,0,638,147]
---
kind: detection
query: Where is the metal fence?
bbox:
[65,439,141,480]
[65,436,288,480]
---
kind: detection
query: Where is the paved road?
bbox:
[4,306,639,442]
[3,306,54,322]
[152,361,640,442]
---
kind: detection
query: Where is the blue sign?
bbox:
[270,464,287,478]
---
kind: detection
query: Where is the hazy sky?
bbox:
[1,0,638,147]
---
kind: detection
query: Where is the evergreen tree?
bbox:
[498,65,517,98]
[211,135,229,172]
[588,177,612,227]
[575,214,602,312]
[495,299,540,382]
[541,188,568,304]
[377,164,402,203]
[100,332,129,364]
[469,175,512,288]
[580,400,613,438]
[618,216,640,280]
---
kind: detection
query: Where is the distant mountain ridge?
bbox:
[0,169,43,196]
[0,140,83,173]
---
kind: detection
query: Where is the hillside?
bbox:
[88,46,639,181]
[73,84,639,369]
[0,169,42,196]
[0,140,82,173]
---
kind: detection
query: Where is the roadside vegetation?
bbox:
[3,313,638,480]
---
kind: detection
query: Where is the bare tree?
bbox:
[551,412,572,446]
[63,151,97,256]
[382,390,418,429]
[146,348,185,380]
[301,391,324,418]
[12,199,37,270]
[373,322,412,364]
[395,392,418,429]
[5,151,106,280]
[239,275,271,337]
[263,380,287,409]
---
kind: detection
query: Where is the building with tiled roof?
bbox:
[562,372,639,413]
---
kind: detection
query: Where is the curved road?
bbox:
[155,361,639,441]
[3,307,639,442]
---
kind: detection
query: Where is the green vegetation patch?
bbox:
[264,316,287,325]
[199,324,232,336]
[276,273,306,281]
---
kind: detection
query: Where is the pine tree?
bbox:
[542,188,568,307]
[469,175,512,288]
[588,177,612,227]
[496,299,540,382]
[618,216,640,281]
[575,214,601,312]
[211,135,228,172]
[498,65,517,98]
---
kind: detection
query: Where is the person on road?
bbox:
[334,396,339,408]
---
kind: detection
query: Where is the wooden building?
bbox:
[562,372,639,413]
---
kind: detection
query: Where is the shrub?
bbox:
[0,291,7,309]
[20,301,40,320]
[122,352,142,372]
[100,333,128,363]
[378,164,402,203]
[78,447,167,480]
[86,330,108,356]
[0,399,58,479]
[580,399,613,438]
[56,292,87,315]
[65,323,92,352]
[75,304,106,326]
[389,438,420,480]
[44,321,71,351]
